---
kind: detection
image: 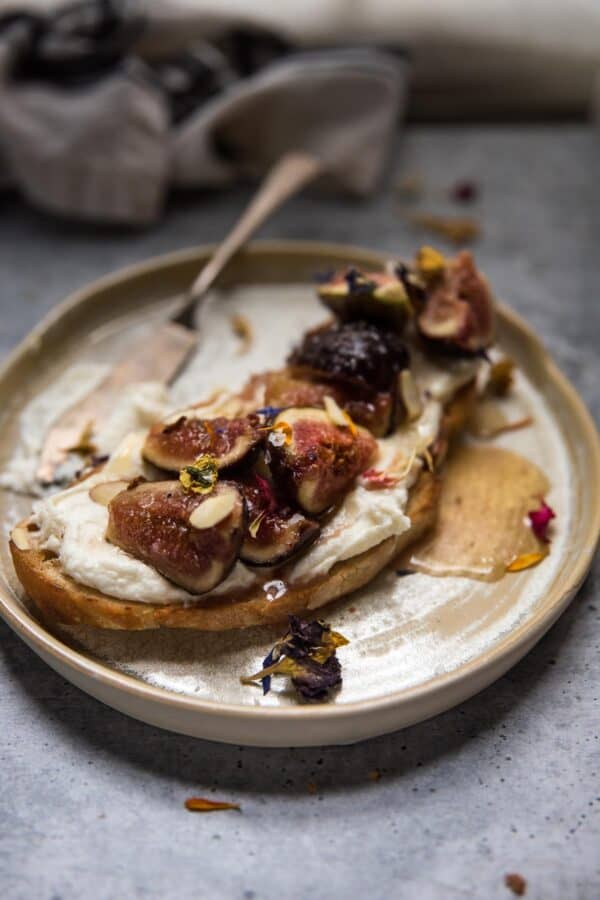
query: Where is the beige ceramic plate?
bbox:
[0,241,598,746]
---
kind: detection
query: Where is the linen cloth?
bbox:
[0,5,406,224]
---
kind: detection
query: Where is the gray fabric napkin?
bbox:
[0,16,406,225]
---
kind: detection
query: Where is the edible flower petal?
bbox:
[360,468,399,490]
[506,551,547,572]
[528,500,556,543]
[291,655,342,701]
[241,616,349,702]
[254,473,277,512]
[185,797,240,813]
[254,406,283,421]
[415,245,446,280]
[248,510,266,539]
[504,873,527,897]
[179,454,218,494]
[268,421,292,447]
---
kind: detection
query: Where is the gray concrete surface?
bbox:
[0,127,599,900]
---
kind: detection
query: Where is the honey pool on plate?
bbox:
[402,444,550,581]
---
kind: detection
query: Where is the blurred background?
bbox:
[2,0,600,225]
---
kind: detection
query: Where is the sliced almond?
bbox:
[189,489,237,530]
[399,370,423,422]
[89,480,129,507]
[323,395,356,434]
[11,525,31,551]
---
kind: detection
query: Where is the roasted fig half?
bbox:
[318,268,411,329]
[416,250,495,354]
[143,414,262,472]
[261,369,394,437]
[106,481,245,593]
[268,408,378,515]
[288,321,409,392]
[238,474,320,566]
[343,392,394,438]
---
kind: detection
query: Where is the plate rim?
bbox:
[1,239,599,734]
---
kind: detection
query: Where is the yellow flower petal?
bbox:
[506,551,546,573]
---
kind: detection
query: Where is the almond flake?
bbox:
[399,370,423,422]
[89,480,129,507]
[11,525,31,551]
[323,395,357,435]
[189,490,237,529]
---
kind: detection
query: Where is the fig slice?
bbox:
[288,320,410,392]
[416,250,495,354]
[143,414,262,472]
[106,481,245,594]
[261,369,394,437]
[268,408,378,515]
[238,475,320,566]
[318,268,411,328]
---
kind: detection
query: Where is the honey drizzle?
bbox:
[399,445,550,582]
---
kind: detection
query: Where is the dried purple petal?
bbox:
[288,615,327,650]
[292,655,342,701]
[241,616,349,702]
[254,406,283,421]
[260,646,277,695]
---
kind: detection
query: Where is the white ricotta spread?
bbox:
[0,363,108,495]
[290,482,411,582]
[94,381,170,453]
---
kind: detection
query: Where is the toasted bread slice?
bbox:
[10,470,437,631]
[10,383,474,631]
